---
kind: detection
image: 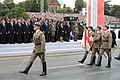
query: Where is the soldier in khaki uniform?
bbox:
[95,26,112,68]
[50,21,56,42]
[87,26,102,66]
[72,23,79,41]
[19,23,47,76]
[78,26,94,64]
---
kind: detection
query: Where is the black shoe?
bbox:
[115,57,120,60]
[19,71,28,75]
[105,65,111,68]
[39,72,47,76]
[40,62,47,76]
[78,60,84,64]
[87,56,96,66]
[95,64,101,67]
[19,61,33,75]
[87,63,93,66]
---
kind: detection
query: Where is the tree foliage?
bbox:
[6,6,29,19]
[0,2,9,16]
[57,7,73,14]
[104,1,111,15]
[16,0,48,12]
[3,0,15,10]
[110,5,120,18]
[104,1,120,18]
[75,0,84,12]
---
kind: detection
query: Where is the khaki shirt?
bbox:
[92,31,102,48]
[72,24,79,33]
[33,30,45,53]
[101,31,112,49]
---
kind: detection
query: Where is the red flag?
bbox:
[81,28,93,49]
[87,31,93,46]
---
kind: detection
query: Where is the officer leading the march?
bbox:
[95,25,112,68]
[19,22,47,76]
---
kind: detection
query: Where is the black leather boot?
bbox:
[95,56,102,67]
[115,53,120,60]
[19,61,33,75]
[105,57,111,68]
[87,56,96,66]
[78,51,88,64]
[40,62,47,76]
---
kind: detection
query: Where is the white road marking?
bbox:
[48,64,84,70]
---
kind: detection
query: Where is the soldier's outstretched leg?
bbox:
[95,56,102,67]
[40,62,47,76]
[87,56,96,66]
[115,53,120,60]
[19,61,33,75]
[105,49,111,68]
[78,51,89,64]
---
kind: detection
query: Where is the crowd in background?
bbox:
[0,17,83,44]
[0,13,119,44]
[27,12,120,24]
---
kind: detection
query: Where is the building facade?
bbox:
[48,0,61,13]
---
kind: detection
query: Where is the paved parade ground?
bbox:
[0,51,120,80]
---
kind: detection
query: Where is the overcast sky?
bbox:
[1,0,120,8]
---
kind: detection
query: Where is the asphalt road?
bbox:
[0,51,120,80]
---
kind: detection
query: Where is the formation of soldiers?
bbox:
[0,17,82,44]
[78,25,113,68]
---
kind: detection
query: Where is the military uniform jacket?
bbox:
[101,31,112,49]
[72,25,79,33]
[33,30,45,53]
[92,31,102,48]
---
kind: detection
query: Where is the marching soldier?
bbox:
[87,26,102,66]
[78,26,94,64]
[95,26,112,68]
[19,22,47,76]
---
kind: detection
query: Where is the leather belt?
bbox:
[35,43,41,45]
[103,41,108,42]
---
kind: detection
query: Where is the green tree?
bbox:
[3,0,15,10]
[75,0,84,12]
[16,0,48,12]
[6,6,29,19]
[110,5,120,18]
[104,0,111,15]
[57,7,73,14]
[44,0,48,12]
[57,8,67,13]
[0,2,9,16]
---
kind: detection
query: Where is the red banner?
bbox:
[97,0,104,31]
[87,0,91,26]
